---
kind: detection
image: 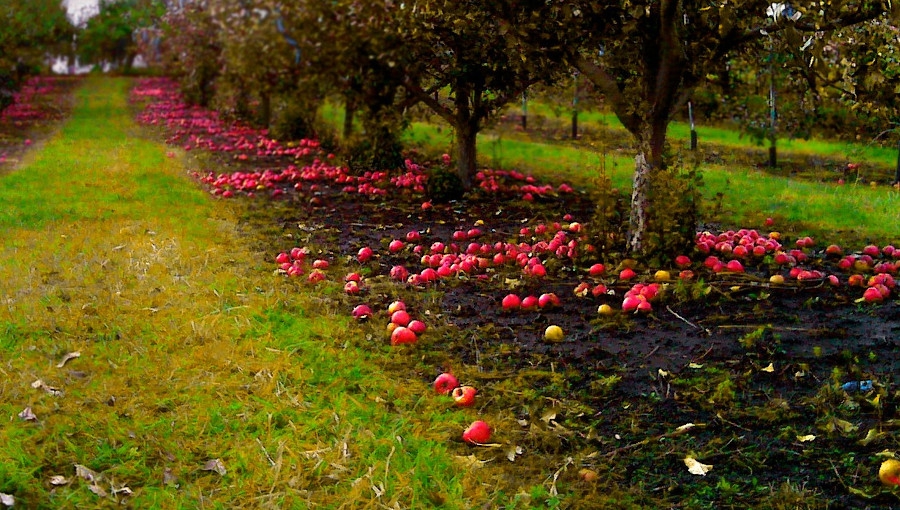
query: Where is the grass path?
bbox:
[0,78,518,508]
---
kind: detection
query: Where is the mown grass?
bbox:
[509,101,900,167]
[323,103,899,246]
[0,78,550,508]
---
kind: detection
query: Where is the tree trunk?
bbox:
[343,96,356,140]
[626,117,667,254]
[456,121,478,190]
[258,92,271,130]
[627,151,653,254]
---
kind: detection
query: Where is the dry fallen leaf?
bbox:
[760,363,775,373]
[31,379,63,396]
[57,351,81,368]
[658,369,670,378]
[75,464,100,482]
[541,408,560,424]
[1,493,14,507]
[797,434,817,442]
[453,454,487,469]
[202,458,226,476]
[163,468,178,486]
[675,423,697,433]
[505,445,524,462]
[18,407,37,421]
[859,428,886,446]
[688,363,704,369]
[684,456,713,476]
[88,484,108,497]
[49,475,69,486]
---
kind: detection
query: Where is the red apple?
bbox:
[275,252,290,264]
[406,231,422,242]
[433,373,459,395]
[452,385,477,407]
[390,326,417,345]
[538,293,560,308]
[357,247,374,263]
[387,300,406,314]
[725,260,745,273]
[390,310,411,327]
[407,320,427,335]
[588,263,606,276]
[344,281,361,295]
[501,294,521,311]
[389,240,405,253]
[521,295,539,310]
[351,304,373,320]
[619,268,636,281]
[462,420,492,444]
[862,287,884,303]
[390,265,409,281]
[290,247,307,260]
[675,255,691,268]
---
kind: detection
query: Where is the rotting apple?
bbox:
[452,385,477,407]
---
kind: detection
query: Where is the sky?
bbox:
[64,0,99,25]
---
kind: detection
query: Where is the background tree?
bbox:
[77,0,166,72]
[0,0,73,109]
[160,2,222,107]
[395,1,566,189]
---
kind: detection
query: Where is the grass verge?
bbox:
[0,77,545,508]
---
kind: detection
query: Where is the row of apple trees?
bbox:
[121,0,899,257]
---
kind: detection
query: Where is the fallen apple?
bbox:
[351,304,373,320]
[390,310,411,327]
[390,326,417,345]
[501,293,521,311]
[462,420,492,444]
[407,320,427,335]
[452,385,477,407]
[544,325,564,342]
[433,373,459,395]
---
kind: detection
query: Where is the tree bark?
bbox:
[258,92,271,130]
[627,151,653,254]
[343,98,356,141]
[456,121,478,190]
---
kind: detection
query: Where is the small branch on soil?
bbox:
[604,423,705,458]
[715,412,752,432]
[716,325,811,332]
[666,306,711,335]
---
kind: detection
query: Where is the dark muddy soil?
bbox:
[132,78,900,509]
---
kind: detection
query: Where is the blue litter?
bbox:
[841,380,873,392]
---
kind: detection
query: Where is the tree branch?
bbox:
[571,52,641,135]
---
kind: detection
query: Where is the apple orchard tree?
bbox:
[389,1,566,190]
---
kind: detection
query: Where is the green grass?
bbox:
[512,101,900,167]
[0,78,538,508]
